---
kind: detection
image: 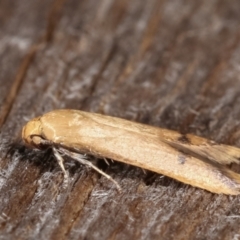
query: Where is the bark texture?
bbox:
[1,1,240,239]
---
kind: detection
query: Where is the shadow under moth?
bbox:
[22,109,240,195]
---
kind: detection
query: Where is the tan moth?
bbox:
[22,109,240,195]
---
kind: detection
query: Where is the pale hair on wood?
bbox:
[22,109,240,195]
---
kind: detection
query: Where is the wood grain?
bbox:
[1,0,240,239]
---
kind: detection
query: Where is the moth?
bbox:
[22,109,240,195]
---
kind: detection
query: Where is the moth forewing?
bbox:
[163,134,240,165]
[22,109,240,195]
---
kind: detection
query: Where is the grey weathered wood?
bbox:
[1,0,240,239]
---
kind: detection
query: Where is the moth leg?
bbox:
[60,149,121,192]
[52,147,69,186]
[103,158,110,166]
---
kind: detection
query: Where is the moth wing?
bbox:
[161,134,240,165]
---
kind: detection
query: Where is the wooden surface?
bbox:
[1,0,240,239]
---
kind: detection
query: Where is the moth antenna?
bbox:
[59,148,122,192]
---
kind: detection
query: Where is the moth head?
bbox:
[22,117,46,149]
